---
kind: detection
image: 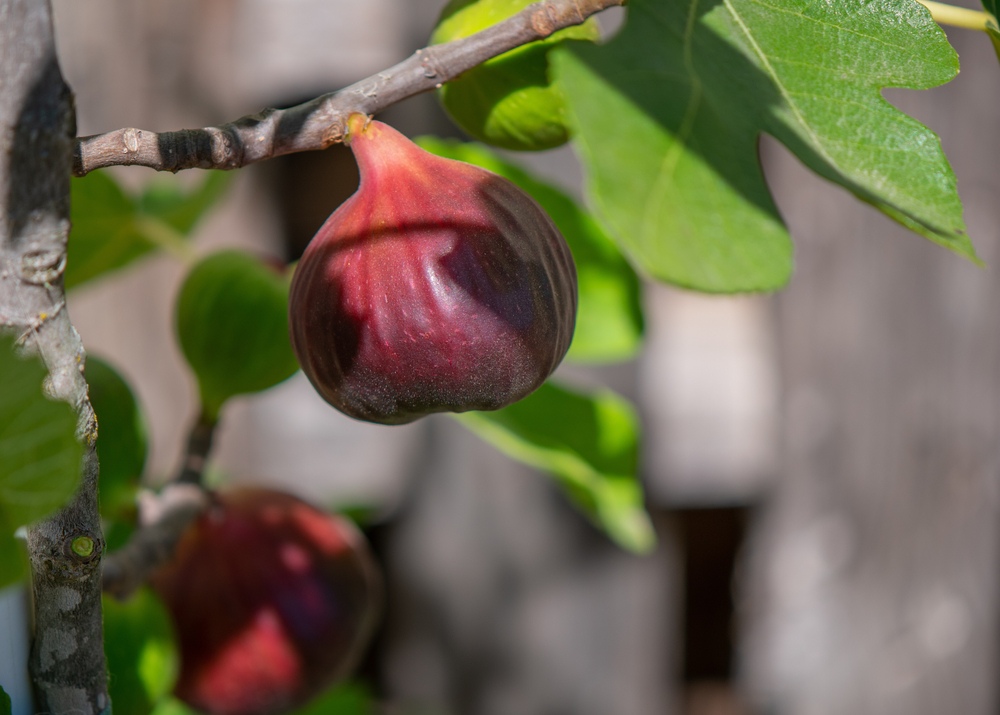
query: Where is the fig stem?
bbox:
[176,410,218,486]
[72,0,626,175]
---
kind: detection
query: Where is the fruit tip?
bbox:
[346,113,372,144]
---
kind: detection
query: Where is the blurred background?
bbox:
[51,1,1000,713]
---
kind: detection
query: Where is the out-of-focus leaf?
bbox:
[456,381,654,553]
[148,697,198,715]
[68,171,232,290]
[981,0,1000,63]
[104,587,178,715]
[0,334,81,530]
[415,136,644,363]
[67,171,153,290]
[86,356,147,520]
[140,171,233,236]
[290,681,374,715]
[0,685,10,715]
[553,0,972,293]
[0,512,24,590]
[175,251,299,419]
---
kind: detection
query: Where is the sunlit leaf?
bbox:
[456,381,654,553]
[553,0,972,293]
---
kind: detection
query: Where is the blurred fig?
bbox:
[289,114,577,425]
[430,0,600,151]
[152,489,381,715]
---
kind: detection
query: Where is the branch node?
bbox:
[122,127,141,153]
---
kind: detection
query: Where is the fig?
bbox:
[151,488,381,715]
[288,114,577,425]
[430,0,600,151]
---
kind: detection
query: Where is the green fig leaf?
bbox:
[456,381,655,553]
[103,588,179,715]
[981,1,1000,63]
[68,170,232,290]
[288,681,374,715]
[175,250,299,419]
[147,698,199,715]
[416,136,643,363]
[552,0,973,293]
[0,334,81,530]
[431,0,600,150]
[67,171,154,290]
[86,357,147,520]
[0,511,25,589]
[0,686,10,715]
[139,171,233,236]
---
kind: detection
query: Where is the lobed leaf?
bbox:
[456,381,655,553]
[553,0,974,293]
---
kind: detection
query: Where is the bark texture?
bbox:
[72,0,624,176]
[0,0,108,712]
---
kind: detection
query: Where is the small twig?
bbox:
[917,0,997,31]
[101,484,209,601]
[176,411,218,485]
[73,0,623,176]
[102,410,217,598]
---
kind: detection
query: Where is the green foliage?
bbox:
[416,136,643,363]
[981,0,1000,61]
[147,682,372,715]
[0,686,10,715]
[431,0,600,150]
[104,588,179,715]
[290,682,374,715]
[68,170,231,290]
[553,0,974,293]
[175,250,299,419]
[0,334,82,586]
[86,357,147,520]
[456,381,654,553]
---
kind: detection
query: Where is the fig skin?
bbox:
[151,489,381,715]
[289,114,577,425]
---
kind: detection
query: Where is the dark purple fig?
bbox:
[151,488,381,715]
[288,114,577,425]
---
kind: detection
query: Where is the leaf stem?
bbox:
[917,0,997,31]
[133,216,198,265]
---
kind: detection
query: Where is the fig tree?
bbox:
[288,114,577,425]
[151,488,381,715]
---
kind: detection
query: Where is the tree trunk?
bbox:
[0,1,108,712]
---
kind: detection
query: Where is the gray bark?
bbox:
[0,0,108,712]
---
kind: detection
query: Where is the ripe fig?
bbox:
[430,0,600,151]
[288,114,577,425]
[151,488,381,715]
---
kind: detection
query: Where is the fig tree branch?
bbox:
[72,0,624,176]
[0,0,109,712]
[102,410,215,599]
